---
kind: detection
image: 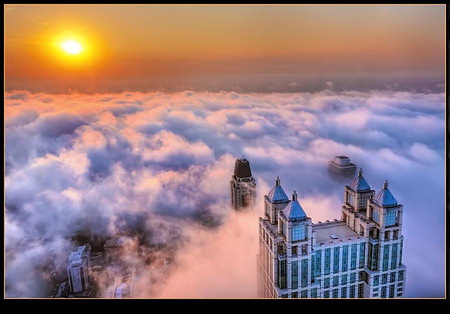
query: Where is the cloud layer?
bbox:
[5,89,445,298]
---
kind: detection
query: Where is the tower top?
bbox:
[234,157,253,178]
[349,168,371,192]
[267,176,289,203]
[283,190,307,222]
[374,180,398,207]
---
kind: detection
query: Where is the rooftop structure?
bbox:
[329,155,357,176]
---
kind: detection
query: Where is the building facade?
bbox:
[230,157,256,210]
[67,244,91,293]
[257,170,406,298]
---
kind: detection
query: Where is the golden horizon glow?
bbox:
[62,40,82,54]
[4,4,445,93]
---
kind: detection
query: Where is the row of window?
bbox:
[313,243,364,277]
[373,270,405,286]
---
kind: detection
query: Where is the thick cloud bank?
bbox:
[5,90,445,298]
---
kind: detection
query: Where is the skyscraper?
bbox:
[230,157,256,210]
[257,170,406,298]
[67,244,91,293]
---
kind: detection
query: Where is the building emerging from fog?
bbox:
[67,244,91,293]
[257,169,406,298]
[230,157,256,210]
[329,155,357,176]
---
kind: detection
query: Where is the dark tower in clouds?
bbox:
[230,157,256,210]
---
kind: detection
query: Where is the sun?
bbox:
[61,40,83,54]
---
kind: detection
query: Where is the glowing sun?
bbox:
[61,40,83,54]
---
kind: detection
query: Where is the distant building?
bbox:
[104,236,131,263]
[230,157,256,210]
[67,244,91,293]
[329,155,357,176]
[257,170,406,298]
[107,271,134,298]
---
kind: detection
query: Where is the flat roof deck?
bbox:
[313,221,359,243]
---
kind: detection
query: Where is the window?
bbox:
[358,283,364,298]
[382,245,390,271]
[301,259,308,288]
[389,285,395,298]
[373,275,379,286]
[324,277,330,288]
[348,193,355,207]
[281,294,288,298]
[301,244,308,256]
[291,261,298,289]
[341,287,347,298]
[279,219,284,236]
[398,282,403,287]
[368,243,379,271]
[333,276,339,287]
[292,246,298,256]
[385,210,397,227]
[314,250,322,277]
[291,292,298,298]
[301,290,307,298]
[384,231,390,241]
[359,243,366,268]
[391,244,398,269]
[332,289,338,298]
[341,274,348,285]
[278,260,287,289]
[333,247,340,273]
[381,286,387,298]
[311,288,318,298]
[372,208,380,224]
[382,274,388,284]
[350,272,356,284]
[324,248,331,275]
[349,285,356,298]
[350,244,357,270]
[291,224,307,242]
[358,195,368,210]
[323,290,330,298]
[397,292,402,297]
[342,245,349,271]
[390,272,396,283]
[398,270,404,281]
[399,239,403,267]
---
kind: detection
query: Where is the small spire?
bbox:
[275,176,280,186]
[383,180,389,190]
[292,190,297,201]
[358,168,363,177]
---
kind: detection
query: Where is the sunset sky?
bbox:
[5,4,445,93]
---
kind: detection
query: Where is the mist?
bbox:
[5,89,444,298]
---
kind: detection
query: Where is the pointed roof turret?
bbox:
[349,168,371,192]
[374,180,398,207]
[267,176,289,203]
[283,191,307,221]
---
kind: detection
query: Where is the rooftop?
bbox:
[234,157,252,178]
[313,221,360,243]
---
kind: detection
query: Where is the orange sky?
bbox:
[4,4,445,93]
